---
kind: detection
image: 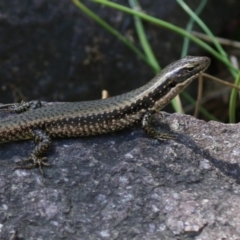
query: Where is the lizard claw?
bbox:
[14,155,51,174]
[156,132,176,140]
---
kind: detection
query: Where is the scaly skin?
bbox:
[0,56,210,171]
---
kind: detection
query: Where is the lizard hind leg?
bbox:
[0,100,42,113]
[14,129,52,174]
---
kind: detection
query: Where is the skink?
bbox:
[0,56,210,171]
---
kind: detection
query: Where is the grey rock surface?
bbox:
[0,108,240,239]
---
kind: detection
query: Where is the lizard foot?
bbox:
[14,154,51,174]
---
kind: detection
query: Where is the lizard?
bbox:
[0,56,210,172]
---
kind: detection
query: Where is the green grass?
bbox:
[72,0,240,122]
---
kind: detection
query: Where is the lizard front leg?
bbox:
[142,110,176,140]
[15,129,52,173]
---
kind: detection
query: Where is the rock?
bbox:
[1,109,240,239]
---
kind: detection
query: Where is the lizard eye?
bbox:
[169,81,176,88]
[186,67,195,72]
